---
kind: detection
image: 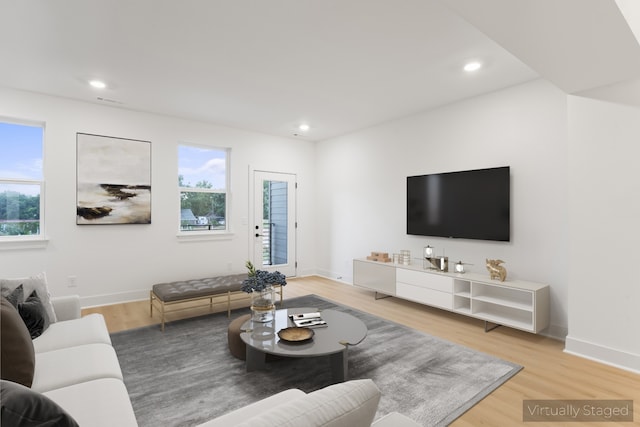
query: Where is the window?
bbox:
[0,120,44,239]
[178,144,228,232]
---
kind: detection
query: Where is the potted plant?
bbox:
[242,261,286,322]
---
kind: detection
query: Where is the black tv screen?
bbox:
[407,166,510,241]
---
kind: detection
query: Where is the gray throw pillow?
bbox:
[18,291,50,339]
[5,284,24,308]
[0,380,79,427]
[0,273,57,323]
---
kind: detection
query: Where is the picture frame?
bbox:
[76,133,151,225]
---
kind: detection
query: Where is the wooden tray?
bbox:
[277,327,314,343]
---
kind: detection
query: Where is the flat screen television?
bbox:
[407,166,510,241]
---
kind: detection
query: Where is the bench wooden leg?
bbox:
[150,282,255,330]
[161,302,165,332]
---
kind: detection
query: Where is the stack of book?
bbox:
[289,312,327,328]
[366,251,391,262]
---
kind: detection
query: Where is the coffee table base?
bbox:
[241,308,366,384]
[245,345,349,383]
[329,348,348,383]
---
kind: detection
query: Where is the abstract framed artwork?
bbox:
[76,133,151,225]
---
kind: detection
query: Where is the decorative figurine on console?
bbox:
[486,259,507,282]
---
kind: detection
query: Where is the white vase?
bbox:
[250,286,275,322]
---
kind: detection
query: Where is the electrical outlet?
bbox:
[67,276,78,288]
[227,262,233,271]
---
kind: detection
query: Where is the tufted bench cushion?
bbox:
[152,274,246,303]
[150,274,283,331]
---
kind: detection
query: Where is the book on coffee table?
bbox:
[289,312,328,328]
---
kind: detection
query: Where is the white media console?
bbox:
[353,258,550,333]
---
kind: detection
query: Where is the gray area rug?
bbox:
[111,294,522,426]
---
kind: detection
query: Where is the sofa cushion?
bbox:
[236,379,381,427]
[44,378,137,427]
[33,313,111,354]
[1,272,57,323]
[1,380,79,427]
[0,297,35,387]
[19,291,51,339]
[32,343,123,393]
[50,295,81,322]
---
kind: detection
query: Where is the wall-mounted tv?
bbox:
[407,166,510,242]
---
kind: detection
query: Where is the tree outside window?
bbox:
[178,145,228,231]
[0,120,44,238]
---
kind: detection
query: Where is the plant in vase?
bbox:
[242,260,286,322]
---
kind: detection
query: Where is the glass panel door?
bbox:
[253,171,296,276]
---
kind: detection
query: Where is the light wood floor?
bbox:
[84,276,640,426]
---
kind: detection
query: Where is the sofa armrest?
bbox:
[51,295,81,321]
[196,389,305,427]
[236,379,381,427]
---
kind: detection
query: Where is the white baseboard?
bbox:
[565,336,640,374]
[81,289,148,308]
[542,324,568,341]
[314,269,353,284]
[313,268,333,279]
[315,273,352,285]
[294,268,316,278]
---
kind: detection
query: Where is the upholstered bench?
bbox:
[150,274,283,331]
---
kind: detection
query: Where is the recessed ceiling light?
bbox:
[298,124,310,132]
[89,80,107,89]
[463,61,482,72]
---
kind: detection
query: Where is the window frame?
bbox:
[177,143,231,238]
[0,118,46,244]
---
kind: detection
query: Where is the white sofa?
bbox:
[42,297,420,427]
[33,295,139,426]
[3,294,419,427]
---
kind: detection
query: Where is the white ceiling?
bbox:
[1,0,639,141]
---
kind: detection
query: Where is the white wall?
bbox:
[0,88,317,306]
[315,79,569,338]
[4,80,637,372]
[566,95,640,373]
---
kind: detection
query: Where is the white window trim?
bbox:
[176,143,231,237]
[0,237,49,250]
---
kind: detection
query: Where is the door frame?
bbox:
[249,167,297,277]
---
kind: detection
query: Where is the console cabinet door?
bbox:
[396,269,453,292]
[396,269,453,309]
[353,260,396,296]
